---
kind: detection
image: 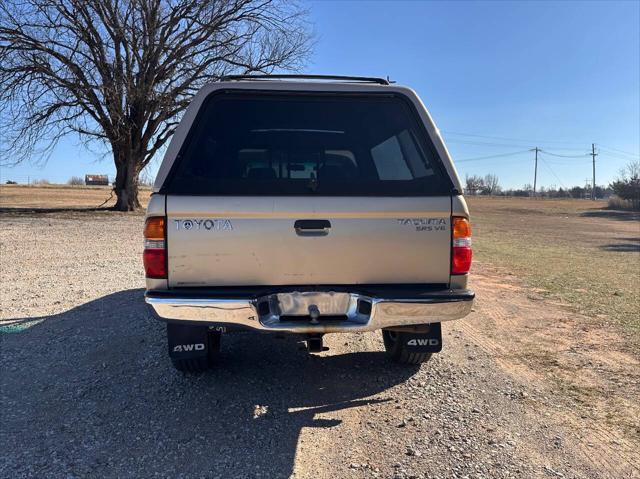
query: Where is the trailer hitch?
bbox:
[305,334,328,353]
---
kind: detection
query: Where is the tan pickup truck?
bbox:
[143,75,474,372]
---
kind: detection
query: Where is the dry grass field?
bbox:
[1,185,639,477]
[0,184,152,210]
[468,196,640,343]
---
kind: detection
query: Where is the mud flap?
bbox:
[401,323,443,353]
[167,323,210,360]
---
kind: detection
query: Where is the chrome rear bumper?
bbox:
[145,289,474,333]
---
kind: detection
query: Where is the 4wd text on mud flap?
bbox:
[407,338,440,346]
[173,343,205,352]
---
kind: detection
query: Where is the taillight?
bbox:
[452,217,472,275]
[144,217,166,278]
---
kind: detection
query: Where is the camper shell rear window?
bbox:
[162,91,453,196]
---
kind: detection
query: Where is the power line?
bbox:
[444,131,637,157]
[444,132,635,192]
[540,157,591,164]
[456,150,531,162]
[540,150,589,158]
[597,149,640,161]
[598,153,638,162]
[539,157,569,190]
[447,138,589,152]
[455,148,592,163]
[447,139,534,149]
[442,130,588,146]
[598,145,640,159]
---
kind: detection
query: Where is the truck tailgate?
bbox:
[167,196,451,287]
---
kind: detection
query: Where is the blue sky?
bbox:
[2,0,639,189]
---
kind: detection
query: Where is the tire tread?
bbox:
[382,330,433,365]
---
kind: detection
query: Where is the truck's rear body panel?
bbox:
[160,89,457,289]
[166,196,451,287]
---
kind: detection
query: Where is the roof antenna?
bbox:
[386,75,396,84]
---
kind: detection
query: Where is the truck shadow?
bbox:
[1,289,418,478]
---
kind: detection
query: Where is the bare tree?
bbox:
[67,176,85,186]
[464,174,484,195]
[0,0,312,210]
[620,160,640,179]
[482,174,500,195]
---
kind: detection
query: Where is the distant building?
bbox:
[85,174,109,186]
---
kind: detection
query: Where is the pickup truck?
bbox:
[144,75,474,372]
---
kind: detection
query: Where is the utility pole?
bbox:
[532,147,539,197]
[591,143,597,200]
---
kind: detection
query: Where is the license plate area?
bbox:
[271,292,353,316]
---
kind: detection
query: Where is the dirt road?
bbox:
[1,211,638,478]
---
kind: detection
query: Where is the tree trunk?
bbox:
[113,152,142,211]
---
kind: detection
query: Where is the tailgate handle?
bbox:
[294,219,331,236]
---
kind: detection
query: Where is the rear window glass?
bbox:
[164,92,452,196]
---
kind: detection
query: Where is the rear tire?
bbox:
[382,330,433,365]
[168,326,221,373]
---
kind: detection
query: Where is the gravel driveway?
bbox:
[1,211,638,478]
